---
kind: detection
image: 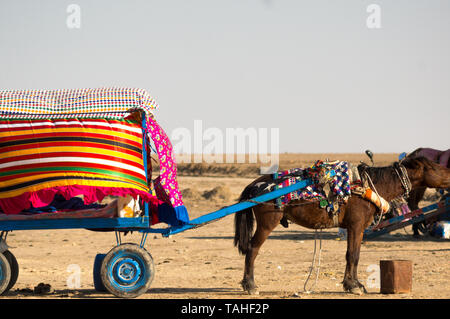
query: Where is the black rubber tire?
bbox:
[93,253,107,292]
[0,252,11,295]
[100,243,155,298]
[3,250,19,293]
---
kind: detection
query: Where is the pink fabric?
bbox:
[146,116,184,208]
[0,185,159,215]
[439,150,450,168]
[417,148,450,168]
[417,148,443,163]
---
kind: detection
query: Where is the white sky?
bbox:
[1,0,449,153]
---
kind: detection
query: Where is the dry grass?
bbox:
[151,153,399,177]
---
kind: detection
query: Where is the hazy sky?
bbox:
[1,0,449,154]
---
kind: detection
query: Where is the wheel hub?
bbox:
[115,258,141,284]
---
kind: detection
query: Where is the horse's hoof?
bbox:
[349,287,364,295]
[241,280,259,295]
[245,288,259,295]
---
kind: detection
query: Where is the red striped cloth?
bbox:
[0,116,156,214]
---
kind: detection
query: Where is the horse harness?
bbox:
[353,162,412,226]
[393,162,412,198]
[250,161,413,229]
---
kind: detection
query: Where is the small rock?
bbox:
[17,288,33,294]
[33,283,54,295]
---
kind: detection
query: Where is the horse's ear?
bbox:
[365,150,374,166]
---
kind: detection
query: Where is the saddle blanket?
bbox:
[273,161,354,212]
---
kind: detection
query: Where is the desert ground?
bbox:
[1,153,449,299]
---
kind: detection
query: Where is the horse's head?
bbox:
[402,156,450,189]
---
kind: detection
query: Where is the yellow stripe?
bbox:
[0,172,146,189]
[0,146,142,162]
[0,127,141,143]
[0,178,150,199]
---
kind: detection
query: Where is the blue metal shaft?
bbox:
[161,177,317,237]
[0,216,151,231]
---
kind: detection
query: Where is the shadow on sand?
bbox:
[187,228,449,243]
[3,287,243,298]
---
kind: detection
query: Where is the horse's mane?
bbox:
[358,163,395,184]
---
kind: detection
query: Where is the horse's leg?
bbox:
[351,230,367,294]
[242,207,282,295]
[408,187,426,237]
[342,225,366,295]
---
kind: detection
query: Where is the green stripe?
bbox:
[0,166,147,187]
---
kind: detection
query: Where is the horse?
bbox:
[233,156,450,295]
[405,148,450,237]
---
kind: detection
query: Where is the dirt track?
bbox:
[1,175,449,300]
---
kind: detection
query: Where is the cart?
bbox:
[363,196,450,240]
[0,88,329,298]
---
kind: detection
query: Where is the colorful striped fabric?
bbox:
[0,116,156,214]
[0,87,189,226]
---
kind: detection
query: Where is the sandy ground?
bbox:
[1,174,449,300]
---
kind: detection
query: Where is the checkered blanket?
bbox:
[0,87,158,119]
[273,161,352,212]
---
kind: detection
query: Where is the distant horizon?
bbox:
[170,152,402,154]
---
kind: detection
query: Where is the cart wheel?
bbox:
[3,250,19,293]
[100,243,155,298]
[0,253,11,295]
[93,254,107,292]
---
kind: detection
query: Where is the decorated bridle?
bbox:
[394,161,412,199]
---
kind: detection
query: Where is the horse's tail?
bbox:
[234,185,255,255]
[234,208,254,255]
